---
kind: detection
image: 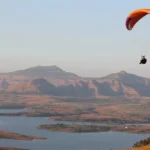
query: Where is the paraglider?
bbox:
[126,8,150,30]
[125,8,149,64]
[139,56,147,64]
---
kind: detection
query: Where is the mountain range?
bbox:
[0,65,150,97]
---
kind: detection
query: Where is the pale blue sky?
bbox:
[0,0,150,77]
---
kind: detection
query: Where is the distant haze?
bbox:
[0,0,150,77]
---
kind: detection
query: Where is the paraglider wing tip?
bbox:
[126,17,132,30]
[125,8,150,30]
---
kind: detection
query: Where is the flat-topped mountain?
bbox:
[0,66,150,97]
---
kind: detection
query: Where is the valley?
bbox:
[0,66,149,149]
[0,93,149,124]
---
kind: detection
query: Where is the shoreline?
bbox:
[0,130,47,140]
[0,112,150,125]
[0,148,28,150]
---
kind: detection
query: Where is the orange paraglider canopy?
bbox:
[126,8,150,30]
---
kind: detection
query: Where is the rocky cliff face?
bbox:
[0,66,150,97]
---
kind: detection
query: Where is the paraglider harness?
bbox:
[140,56,147,64]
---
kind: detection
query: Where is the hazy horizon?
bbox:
[0,0,150,77]
[0,64,149,79]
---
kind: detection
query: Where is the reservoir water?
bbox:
[0,109,149,150]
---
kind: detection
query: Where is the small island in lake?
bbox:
[112,125,150,134]
[37,123,111,132]
[37,123,150,134]
[0,130,46,140]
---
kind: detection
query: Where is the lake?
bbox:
[0,109,149,150]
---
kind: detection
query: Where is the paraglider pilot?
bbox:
[139,56,147,64]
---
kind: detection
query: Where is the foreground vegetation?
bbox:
[133,137,150,148]
[122,137,150,150]
[126,145,150,150]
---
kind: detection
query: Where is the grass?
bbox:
[130,145,150,150]
[123,145,150,150]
